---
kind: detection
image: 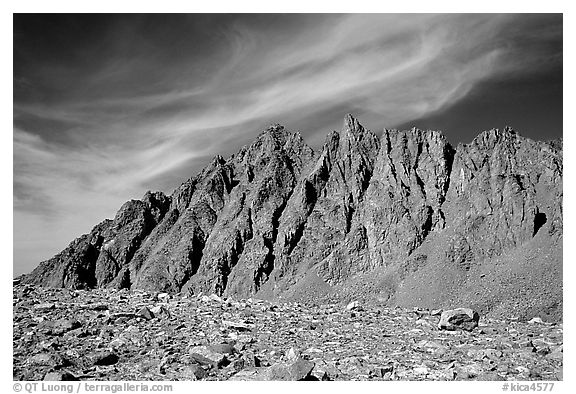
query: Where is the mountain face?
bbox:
[22,115,563,321]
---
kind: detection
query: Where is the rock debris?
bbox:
[13,285,562,381]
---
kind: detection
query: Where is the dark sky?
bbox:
[13,14,563,275]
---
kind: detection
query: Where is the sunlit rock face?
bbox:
[22,115,563,321]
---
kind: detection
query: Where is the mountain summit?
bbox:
[21,115,563,321]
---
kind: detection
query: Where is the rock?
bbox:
[413,366,429,375]
[265,359,315,381]
[229,359,246,372]
[346,301,360,311]
[189,345,228,368]
[416,340,448,356]
[556,367,563,380]
[39,319,82,336]
[34,302,56,311]
[476,372,507,381]
[229,368,267,381]
[43,371,78,381]
[137,306,154,320]
[528,317,544,324]
[27,353,68,367]
[311,359,339,380]
[547,345,563,361]
[209,294,223,302]
[13,283,563,381]
[150,305,170,318]
[479,327,499,335]
[222,320,253,331]
[370,364,394,379]
[482,349,503,360]
[208,343,236,355]
[438,308,480,331]
[240,353,262,368]
[285,347,300,362]
[108,312,137,323]
[431,309,443,316]
[536,346,551,356]
[89,351,119,366]
[182,364,206,380]
[80,303,108,311]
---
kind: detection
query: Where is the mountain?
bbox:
[21,115,563,321]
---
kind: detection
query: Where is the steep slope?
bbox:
[388,128,563,319]
[314,127,454,285]
[262,115,380,296]
[183,126,315,298]
[21,115,563,321]
[24,191,171,289]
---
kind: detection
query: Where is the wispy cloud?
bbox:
[13,14,562,274]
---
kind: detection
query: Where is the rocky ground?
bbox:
[13,283,563,381]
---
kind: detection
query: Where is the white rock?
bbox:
[431,309,443,316]
[413,366,429,375]
[150,305,170,318]
[33,303,56,311]
[222,320,253,331]
[286,347,300,362]
[209,294,223,302]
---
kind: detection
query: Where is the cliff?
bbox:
[22,115,563,321]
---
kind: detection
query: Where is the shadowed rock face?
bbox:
[22,115,563,320]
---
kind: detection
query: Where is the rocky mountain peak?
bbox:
[339,114,376,148]
[21,115,563,323]
[255,123,291,150]
[469,126,519,150]
[342,113,363,134]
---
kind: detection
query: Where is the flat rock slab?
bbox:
[39,319,82,335]
[43,371,78,381]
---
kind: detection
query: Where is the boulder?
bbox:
[265,359,315,381]
[189,345,228,368]
[137,306,154,320]
[438,308,480,331]
[43,371,78,381]
[40,319,81,335]
[89,351,119,366]
[208,343,236,356]
[150,305,170,318]
[27,353,69,367]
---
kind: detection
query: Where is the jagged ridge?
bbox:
[22,115,563,321]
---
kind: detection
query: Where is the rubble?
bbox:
[13,284,563,381]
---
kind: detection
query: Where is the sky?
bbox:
[13,14,563,276]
